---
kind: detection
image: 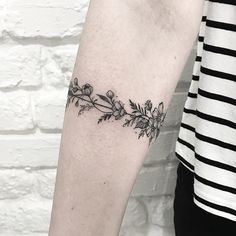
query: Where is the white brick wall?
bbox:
[0,1,196,235]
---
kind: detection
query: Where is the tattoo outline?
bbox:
[66,78,166,145]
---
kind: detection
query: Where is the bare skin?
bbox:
[49,1,204,235]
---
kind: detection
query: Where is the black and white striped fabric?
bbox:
[175,0,236,222]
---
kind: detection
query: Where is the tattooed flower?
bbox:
[146,118,159,140]
[82,83,93,96]
[152,102,164,118]
[148,117,159,130]
[106,90,114,99]
[72,86,80,94]
[145,100,152,111]
[135,118,149,129]
[147,125,160,140]
[112,101,126,120]
[147,102,166,140]
[68,78,81,94]
[66,79,166,145]
[152,108,159,118]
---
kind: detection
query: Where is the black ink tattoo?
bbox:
[66,78,166,145]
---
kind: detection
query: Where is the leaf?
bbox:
[132,111,142,116]
[130,117,138,126]
[96,94,111,104]
[138,130,145,139]
[75,100,79,107]
[98,113,112,124]
[155,129,160,140]
[137,117,144,122]
[130,100,145,115]
[138,103,141,112]
[78,103,94,116]
[134,120,149,129]
[123,116,139,127]
[72,87,79,93]
[67,90,73,97]
[129,99,138,110]
[158,102,164,113]
[148,136,154,146]
[135,115,142,122]
[144,108,147,115]
[137,104,145,115]
[123,119,131,127]
[141,107,144,114]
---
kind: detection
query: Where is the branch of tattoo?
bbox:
[66,78,166,145]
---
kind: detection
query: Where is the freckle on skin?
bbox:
[71,207,74,210]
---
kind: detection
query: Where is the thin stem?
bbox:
[127,112,150,120]
[142,114,150,120]
[126,112,133,116]
[88,96,111,114]
[71,93,150,120]
[72,94,112,113]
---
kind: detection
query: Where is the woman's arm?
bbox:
[49,0,204,235]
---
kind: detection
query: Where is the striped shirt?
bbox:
[175,0,236,222]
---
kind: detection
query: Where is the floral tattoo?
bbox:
[66,78,166,145]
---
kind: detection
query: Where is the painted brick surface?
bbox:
[0,0,195,235]
[0,91,34,131]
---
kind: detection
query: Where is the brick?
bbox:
[119,224,174,236]
[0,170,34,199]
[5,2,88,38]
[179,49,196,83]
[0,45,42,89]
[121,198,147,227]
[36,169,56,199]
[41,45,78,88]
[0,1,5,7]
[5,0,89,10]
[145,225,175,236]
[148,196,174,227]
[0,8,4,38]
[144,131,179,164]
[131,163,178,197]
[119,226,146,236]
[34,89,67,130]
[0,234,47,236]
[0,91,34,131]
[164,92,187,127]
[0,198,52,233]
[0,135,60,167]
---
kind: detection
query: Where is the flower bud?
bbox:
[112,101,126,120]
[82,83,93,96]
[152,108,159,117]
[74,77,79,86]
[106,90,114,98]
[145,100,152,111]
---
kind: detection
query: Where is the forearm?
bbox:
[49,0,204,235]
